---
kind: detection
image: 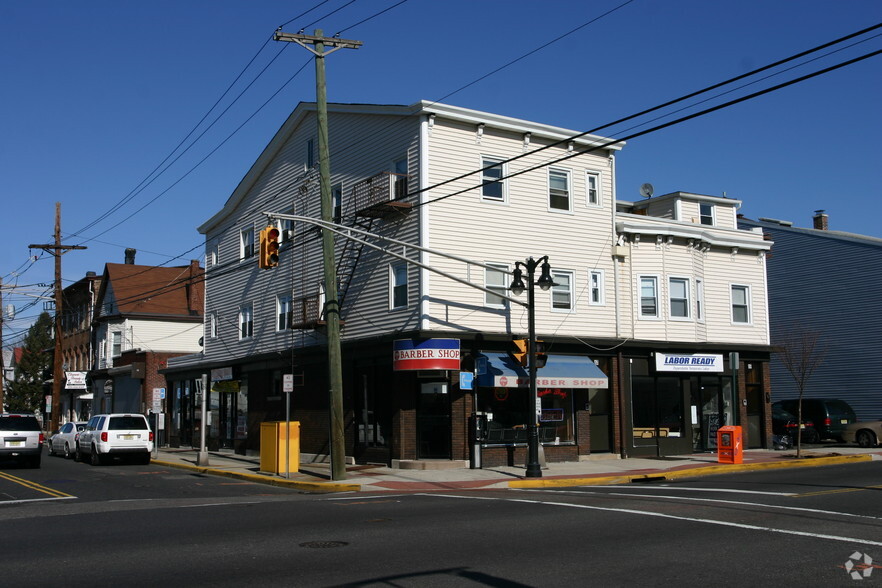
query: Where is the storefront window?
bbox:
[478,386,574,444]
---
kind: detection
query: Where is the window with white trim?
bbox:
[548,168,571,211]
[240,227,255,260]
[696,279,705,322]
[111,331,122,357]
[306,138,315,168]
[551,270,574,311]
[731,285,751,324]
[589,270,605,305]
[586,171,601,206]
[639,276,659,318]
[279,217,294,243]
[394,158,408,199]
[699,202,715,226]
[239,303,253,339]
[332,183,343,222]
[481,157,506,202]
[277,294,293,331]
[669,277,691,319]
[209,312,218,338]
[390,262,408,309]
[484,263,509,307]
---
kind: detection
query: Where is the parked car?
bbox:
[772,398,857,441]
[48,421,88,458]
[0,413,43,468]
[843,421,882,448]
[771,407,819,444]
[75,413,153,465]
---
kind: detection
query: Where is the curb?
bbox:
[507,453,874,489]
[151,459,359,493]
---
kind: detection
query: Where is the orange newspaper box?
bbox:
[717,425,743,464]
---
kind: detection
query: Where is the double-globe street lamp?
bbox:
[509,256,554,478]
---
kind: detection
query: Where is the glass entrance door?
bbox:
[416,387,451,459]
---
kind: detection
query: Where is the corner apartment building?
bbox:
[164,101,774,464]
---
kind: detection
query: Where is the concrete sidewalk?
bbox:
[150,446,882,494]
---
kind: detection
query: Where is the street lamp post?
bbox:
[509,256,554,478]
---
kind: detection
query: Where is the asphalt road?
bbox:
[1,449,880,586]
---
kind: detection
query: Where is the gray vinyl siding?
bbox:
[200,107,422,365]
[740,219,882,420]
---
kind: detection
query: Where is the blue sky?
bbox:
[2,0,880,342]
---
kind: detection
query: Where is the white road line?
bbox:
[563,485,796,496]
[0,496,77,505]
[420,493,882,548]
[551,489,882,520]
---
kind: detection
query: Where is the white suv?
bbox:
[75,413,154,465]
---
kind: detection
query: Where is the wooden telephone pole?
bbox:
[29,203,86,432]
[273,29,361,481]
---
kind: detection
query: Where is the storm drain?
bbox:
[299,541,349,549]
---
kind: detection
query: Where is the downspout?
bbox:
[419,114,431,331]
[610,154,621,338]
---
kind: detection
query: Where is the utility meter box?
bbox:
[717,425,743,464]
[260,421,300,474]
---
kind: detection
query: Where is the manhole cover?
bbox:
[299,541,349,549]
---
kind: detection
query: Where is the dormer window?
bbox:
[699,203,715,226]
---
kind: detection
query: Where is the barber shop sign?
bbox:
[393,338,460,371]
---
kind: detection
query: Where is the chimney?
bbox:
[124,248,137,264]
[812,210,828,231]
[188,259,204,315]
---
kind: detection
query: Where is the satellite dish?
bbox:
[640,183,654,198]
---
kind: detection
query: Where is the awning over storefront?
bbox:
[476,353,608,389]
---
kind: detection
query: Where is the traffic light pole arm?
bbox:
[263,213,529,308]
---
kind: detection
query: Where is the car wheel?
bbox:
[28,454,41,469]
[74,443,82,462]
[140,453,152,466]
[856,430,877,448]
[90,446,102,466]
[63,443,73,459]
[48,442,56,456]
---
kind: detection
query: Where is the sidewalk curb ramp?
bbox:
[151,459,359,493]
[507,453,873,489]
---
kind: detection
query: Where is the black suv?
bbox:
[773,398,857,442]
[0,413,43,468]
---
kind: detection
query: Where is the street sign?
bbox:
[283,374,294,393]
[459,372,474,390]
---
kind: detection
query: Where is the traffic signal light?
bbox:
[511,338,528,367]
[259,226,280,269]
[534,339,548,369]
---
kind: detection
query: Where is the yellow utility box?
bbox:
[260,421,300,474]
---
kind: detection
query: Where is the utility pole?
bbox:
[273,29,361,481]
[29,203,86,432]
[0,277,5,411]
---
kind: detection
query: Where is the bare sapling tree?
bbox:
[777,326,826,458]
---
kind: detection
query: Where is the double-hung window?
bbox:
[239,303,253,339]
[696,279,705,322]
[551,270,574,311]
[481,157,506,202]
[699,203,715,226]
[332,183,343,222]
[731,285,750,324]
[394,158,408,199]
[669,277,690,319]
[277,294,293,331]
[548,168,571,211]
[586,171,601,206]
[484,263,509,307]
[589,270,604,305]
[111,331,122,357]
[306,138,315,168]
[390,262,408,309]
[241,227,255,260]
[639,276,659,318]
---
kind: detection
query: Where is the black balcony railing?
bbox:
[351,172,412,218]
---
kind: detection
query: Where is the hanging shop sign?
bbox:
[393,338,460,371]
[656,353,724,372]
[65,371,87,390]
[211,366,233,382]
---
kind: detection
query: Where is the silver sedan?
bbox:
[843,421,882,448]
[48,421,88,458]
